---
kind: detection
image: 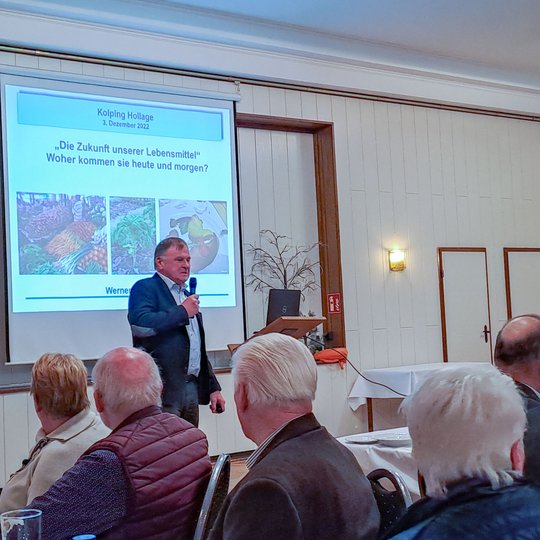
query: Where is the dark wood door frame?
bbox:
[437,247,492,363]
[236,113,345,348]
[503,247,540,319]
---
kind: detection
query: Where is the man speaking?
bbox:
[128,237,225,426]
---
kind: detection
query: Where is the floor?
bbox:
[229,454,249,490]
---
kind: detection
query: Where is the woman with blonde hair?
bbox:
[0,353,109,511]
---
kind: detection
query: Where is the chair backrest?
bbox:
[193,453,231,540]
[367,468,413,538]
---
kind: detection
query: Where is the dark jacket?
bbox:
[84,405,212,540]
[386,478,540,539]
[128,273,221,405]
[516,382,540,484]
[209,413,379,540]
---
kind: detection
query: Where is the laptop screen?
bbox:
[266,289,301,325]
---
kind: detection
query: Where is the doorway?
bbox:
[438,248,493,363]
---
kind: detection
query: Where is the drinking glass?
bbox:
[0,509,42,540]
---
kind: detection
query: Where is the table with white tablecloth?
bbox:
[348,362,487,430]
[338,426,420,499]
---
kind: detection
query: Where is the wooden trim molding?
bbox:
[503,247,540,319]
[236,113,346,348]
[0,384,30,395]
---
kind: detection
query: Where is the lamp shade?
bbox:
[388,249,406,271]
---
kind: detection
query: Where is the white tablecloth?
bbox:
[348,362,486,410]
[338,426,420,499]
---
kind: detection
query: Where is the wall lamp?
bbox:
[388,249,407,272]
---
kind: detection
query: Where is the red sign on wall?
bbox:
[327,293,342,314]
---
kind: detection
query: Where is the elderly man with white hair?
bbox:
[28,347,212,539]
[387,364,540,540]
[209,332,379,540]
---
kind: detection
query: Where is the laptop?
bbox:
[266,289,301,325]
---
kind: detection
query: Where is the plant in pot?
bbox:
[245,229,323,352]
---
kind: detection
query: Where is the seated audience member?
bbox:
[387,364,540,540]
[494,314,540,483]
[29,347,212,539]
[209,333,379,540]
[0,353,109,512]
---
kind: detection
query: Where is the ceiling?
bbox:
[2,0,540,88]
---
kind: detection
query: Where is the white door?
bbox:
[505,249,540,318]
[439,249,492,363]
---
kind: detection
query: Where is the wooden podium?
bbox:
[227,316,325,353]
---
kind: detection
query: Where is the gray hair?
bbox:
[402,364,526,498]
[232,333,317,406]
[154,237,188,267]
[92,347,162,414]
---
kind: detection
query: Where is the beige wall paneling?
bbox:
[285,90,302,118]
[236,127,265,335]
[351,190,375,371]
[313,364,353,436]
[315,94,332,122]
[406,194,429,366]
[0,396,5,485]
[199,373,255,456]
[381,191,403,367]
[3,393,30,482]
[300,92,317,120]
[440,111,459,244]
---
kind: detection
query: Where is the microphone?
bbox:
[189,277,197,295]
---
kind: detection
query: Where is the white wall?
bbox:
[1,17,540,479]
[236,83,540,371]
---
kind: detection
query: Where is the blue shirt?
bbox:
[28,450,128,539]
[157,272,201,377]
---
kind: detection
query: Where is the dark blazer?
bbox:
[127,273,221,405]
[209,413,380,540]
[516,382,540,484]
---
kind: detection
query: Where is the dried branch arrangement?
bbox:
[245,229,320,298]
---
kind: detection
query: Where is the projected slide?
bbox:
[4,83,237,314]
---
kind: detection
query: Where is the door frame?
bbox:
[236,113,345,348]
[503,247,540,319]
[437,247,493,363]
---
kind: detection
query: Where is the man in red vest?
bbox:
[28,347,212,539]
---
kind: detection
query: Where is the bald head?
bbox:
[92,347,162,423]
[494,315,540,388]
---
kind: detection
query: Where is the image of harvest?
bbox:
[17,192,108,274]
[110,196,156,275]
[159,199,228,274]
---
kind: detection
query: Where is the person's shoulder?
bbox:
[131,274,158,289]
[129,275,162,299]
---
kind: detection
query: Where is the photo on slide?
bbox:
[159,199,228,274]
[110,196,156,275]
[17,192,108,275]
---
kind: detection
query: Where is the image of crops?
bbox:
[159,199,228,274]
[110,197,156,275]
[17,192,108,275]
